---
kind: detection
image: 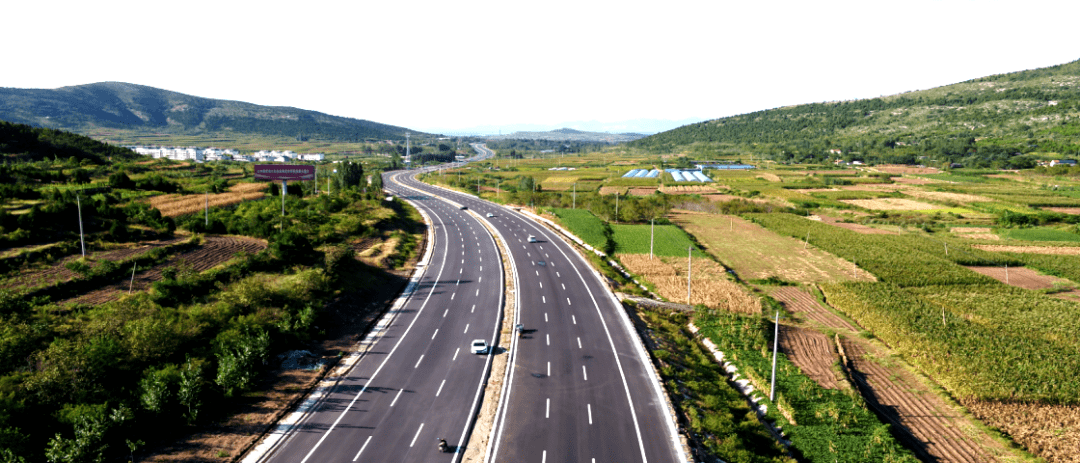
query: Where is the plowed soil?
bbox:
[774,286,1012,462]
[61,236,267,305]
[777,324,839,389]
[965,266,1071,290]
[962,400,1080,463]
[0,237,189,291]
[771,286,858,332]
[972,244,1080,255]
[811,214,897,235]
[841,338,1008,462]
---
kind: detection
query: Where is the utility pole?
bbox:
[687,246,692,305]
[770,310,779,401]
[572,183,576,209]
[281,180,287,217]
[76,194,85,258]
[615,193,619,224]
[650,218,655,260]
[205,192,209,227]
[405,133,411,167]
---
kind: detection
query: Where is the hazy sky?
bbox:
[3,0,1078,133]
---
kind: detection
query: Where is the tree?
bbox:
[69,168,91,184]
[215,329,270,397]
[107,172,133,189]
[177,358,204,424]
[338,162,364,188]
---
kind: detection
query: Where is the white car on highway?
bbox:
[470,339,489,354]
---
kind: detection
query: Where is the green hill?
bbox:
[633,59,1080,168]
[0,82,429,142]
[0,120,137,164]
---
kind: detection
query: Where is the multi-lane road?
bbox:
[249,144,684,463]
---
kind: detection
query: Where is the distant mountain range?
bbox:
[483,128,647,143]
[430,118,705,137]
[0,82,427,142]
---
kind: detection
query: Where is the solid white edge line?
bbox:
[294,176,451,463]
[245,172,435,463]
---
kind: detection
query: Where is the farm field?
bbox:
[669,211,872,283]
[611,223,696,256]
[148,182,267,217]
[618,253,760,314]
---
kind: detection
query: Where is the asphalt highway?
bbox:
[396,144,684,463]
[253,169,503,463]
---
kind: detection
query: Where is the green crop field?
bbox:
[550,208,607,248]
[823,282,1080,403]
[612,223,696,256]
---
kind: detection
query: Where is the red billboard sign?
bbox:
[254,165,315,181]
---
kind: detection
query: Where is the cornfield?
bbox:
[149,183,267,217]
[620,253,761,314]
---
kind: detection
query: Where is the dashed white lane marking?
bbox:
[539,281,542,288]
[453,348,460,361]
[547,361,551,376]
[461,259,465,264]
[471,304,476,313]
[544,313,548,322]
[443,309,448,317]
[475,289,479,296]
[527,252,531,257]
[464,324,470,334]
[451,293,456,300]
[542,296,546,303]
[390,389,404,407]
[588,404,593,425]
[409,423,424,447]
[432,329,439,340]
[542,451,547,463]
[572,315,577,325]
[556,272,561,277]
[536,270,539,276]
[546,398,550,419]
[546,334,550,346]
[436,380,446,397]
[352,436,372,461]
[567,298,572,305]
[414,355,424,369]
[562,283,566,290]
[479,276,482,283]
[577,337,582,349]
[582,365,588,381]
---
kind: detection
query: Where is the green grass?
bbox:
[550,208,607,249]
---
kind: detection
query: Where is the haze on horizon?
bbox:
[2,0,1078,135]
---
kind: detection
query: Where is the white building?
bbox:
[299,153,325,161]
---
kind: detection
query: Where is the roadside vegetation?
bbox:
[0,123,429,462]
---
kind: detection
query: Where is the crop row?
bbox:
[693,309,917,462]
[822,281,1080,403]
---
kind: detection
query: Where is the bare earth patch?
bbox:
[598,186,626,195]
[972,245,1080,255]
[756,173,782,182]
[892,176,938,185]
[952,227,993,234]
[903,189,992,203]
[772,287,858,333]
[810,214,897,235]
[627,187,658,196]
[841,198,938,211]
[873,165,941,174]
[962,400,1080,463]
[777,324,840,390]
[1043,207,1080,215]
[965,266,1073,290]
